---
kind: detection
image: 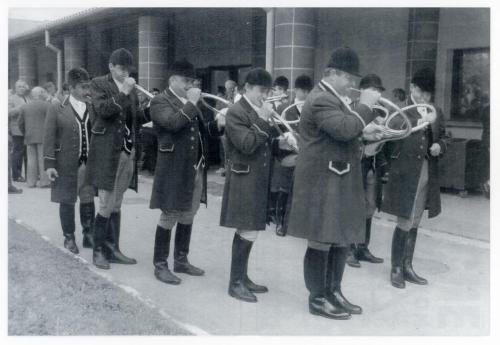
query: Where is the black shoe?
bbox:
[80,203,95,249]
[243,276,268,293]
[309,296,351,320]
[104,212,137,264]
[173,223,204,276]
[93,214,110,269]
[346,244,360,268]
[305,247,351,320]
[391,227,407,289]
[328,247,362,315]
[93,248,110,269]
[356,218,384,263]
[228,233,257,303]
[64,235,79,254]
[155,263,181,285]
[8,185,23,194]
[403,228,428,285]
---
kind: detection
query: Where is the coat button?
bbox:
[190,136,195,141]
[265,143,269,147]
[420,145,423,149]
[417,155,422,159]
[191,127,195,131]
[263,163,267,167]
[191,146,194,150]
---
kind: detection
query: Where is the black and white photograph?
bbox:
[2,0,495,341]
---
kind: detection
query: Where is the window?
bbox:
[450,47,490,122]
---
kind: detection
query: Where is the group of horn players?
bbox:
[44,46,447,321]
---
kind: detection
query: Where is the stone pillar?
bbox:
[273,8,316,85]
[18,46,37,88]
[138,16,169,91]
[405,8,440,87]
[64,33,86,77]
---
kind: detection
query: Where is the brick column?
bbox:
[18,46,37,87]
[406,8,440,87]
[64,34,86,77]
[273,8,316,84]
[138,16,169,91]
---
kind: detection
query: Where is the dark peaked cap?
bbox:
[170,58,196,79]
[327,46,361,77]
[411,68,436,93]
[109,48,134,67]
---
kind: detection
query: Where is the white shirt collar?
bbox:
[69,95,87,118]
[169,87,188,105]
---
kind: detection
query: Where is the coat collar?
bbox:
[106,73,121,95]
[164,88,185,109]
[238,95,260,120]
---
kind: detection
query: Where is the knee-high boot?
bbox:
[391,227,408,288]
[403,228,428,285]
[153,225,181,285]
[173,223,204,276]
[228,233,257,303]
[80,202,95,249]
[60,203,78,254]
[104,211,137,264]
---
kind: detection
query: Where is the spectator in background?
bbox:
[43,81,61,105]
[18,86,51,188]
[271,76,289,110]
[234,84,244,103]
[391,88,407,108]
[216,79,237,177]
[8,80,30,183]
[140,88,160,175]
[59,83,71,103]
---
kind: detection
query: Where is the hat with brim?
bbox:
[327,47,361,77]
[411,68,435,93]
[245,68,272,88]
[359,73,385,92]
[170,59,196,79]
[109,48,134,67]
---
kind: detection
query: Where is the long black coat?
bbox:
[85,74,148,192]
[149,89,223,212]
[43,98,95,204]
[287,81,377,245]
[381,100,448,219]
[220,97,280,230]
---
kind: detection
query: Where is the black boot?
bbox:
[228,234,257,303]
[241,236,268,293]
[60,203,79,254]
[328,246,362,314]
[154,225,181,285]
[104,211,137,264]
[356,218,384,263]
[173,223,204,276]
[346,244,360,268]
[275,192,288,237]
[93,214,110,269]
[80,202,95,249]
[391,227,408,289]
[305,247,351,320]
[403,228,428,285]
[267,192,278,224]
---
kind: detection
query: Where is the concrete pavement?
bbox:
[8,171,490,335]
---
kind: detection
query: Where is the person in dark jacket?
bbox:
[149,60,225,285]
[381,68,448,289]
[220,68,296,303]
[287,47,382,319]
[271,74,313,236]
[345,74,386,267]
[43,68,96,254]
[85,48,150,269]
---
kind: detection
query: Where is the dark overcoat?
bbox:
[149,89,222,212]
[43,98,95,204]
[85,74,148,192]
[18,100,50,145]
[381,99,448,219]
[220,97,280,230]
[287,80,377,245]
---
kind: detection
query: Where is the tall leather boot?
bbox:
[346,244,360,268]
[154,225,181,285]
[403,228,428,285]
[104,211,137,264]
[173,223,204,276]
[275,191,289,237]
[80,202,95,249]
[60,203,79,254]
[241,236,268,294]
[391,227,408,288]
[356,218,384,263]
[305,247,351,320]
[93,214,110,269]
[328,246,362,314]
[228,233,257,303]
[267,191,278,224]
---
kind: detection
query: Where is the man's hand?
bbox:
[216,108,227,130]
[121,77,136,95]
[359,88,381,108]
[429,143,441,157]
[258,102,274,121]
[278,132,298,151]
[362,122,385,141]
[186,88,201,105]
[46,168,58,181]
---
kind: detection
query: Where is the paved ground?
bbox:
[7,170,490,335]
